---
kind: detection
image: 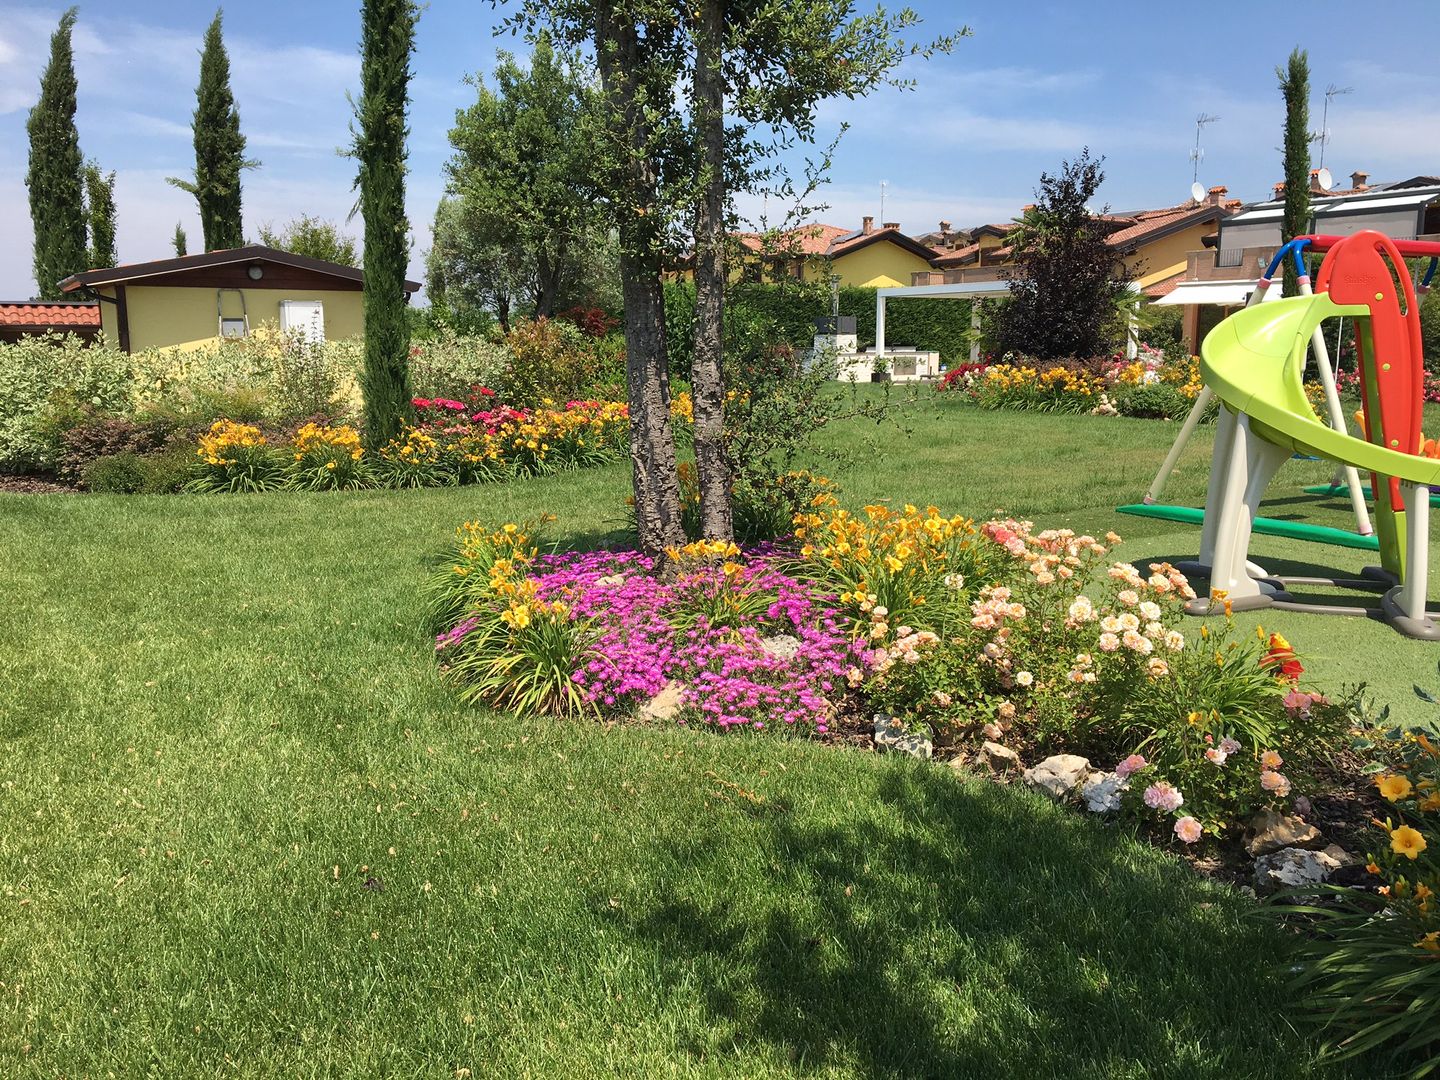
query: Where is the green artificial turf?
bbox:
[4,394,1430,1077]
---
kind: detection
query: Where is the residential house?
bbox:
[0,300,101,344]
[915,186,1241,295]
[1157,170,1440,351]
[736,216,942,288]
[58,245,420,353]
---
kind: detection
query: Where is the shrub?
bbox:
[0,333,135,471]
[970,362,1108,414]
[85,447,197,496]
[58,413,174,485]
[495,319,593,407]
[188,420,285,493]
[408,330,509,402]
[83,452,149,494]
[1111,380,1194,420]
[1106,624,1350,839]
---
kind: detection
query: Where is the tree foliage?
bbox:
[496,1,957,553]
[168,10,255,252]
[173,222,189,257]
[434,36,608,329]
[258,215,359,266]
[994,149,1131,360]
[353,0,419,448]
[83,162,118,269]
[26,7,86,300]
[1277,47,1311,296]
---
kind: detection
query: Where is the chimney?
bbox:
[882,221,899,231]
[1207,185,1227,208]
[1272,182,1286,200]
[861,215,874,235]
[1350,170,1370,191]
[939,220,952,247]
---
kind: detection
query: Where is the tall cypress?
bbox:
[354,0,418,447]
[168,10,253,251]
[1277,48,1311,296]
[84,161,118,269]
[173,222,189,257]
[25,7,87,300]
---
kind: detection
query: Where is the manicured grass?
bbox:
[3,395,1426,1076]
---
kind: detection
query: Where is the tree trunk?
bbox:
[595,14,686,559]
[689,0,734,541]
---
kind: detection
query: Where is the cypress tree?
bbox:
[1277,48,1311,296]
[84,161,118,269]
[168,10,254,251]
[25,7,87,300]
[173,222,189,257]
[353,0,418,447]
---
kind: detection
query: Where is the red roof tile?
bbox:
[0,301,100,329]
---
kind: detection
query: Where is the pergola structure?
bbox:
[874,278,1142,367]
[874,278,1012,366]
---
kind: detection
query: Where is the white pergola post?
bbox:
[875,292,886,364]
[1126,298,1140,360]
[969,299,982,363]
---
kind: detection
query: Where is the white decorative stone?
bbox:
[595,574,627,587]
[1081,771,1127,813]
[1253,846,1341,894]
[760,634,802,661]
[1022,754,1092,799]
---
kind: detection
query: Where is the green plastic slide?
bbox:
[1203,293,1440,488]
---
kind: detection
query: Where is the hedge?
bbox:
[663,281,976,373]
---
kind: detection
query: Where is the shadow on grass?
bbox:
[599,762,1318,1078]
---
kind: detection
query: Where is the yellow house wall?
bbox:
[1126,221,1218,288]
[98,285,366,351]
[803,242,935,288]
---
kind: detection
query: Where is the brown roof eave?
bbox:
[58,245,421,294]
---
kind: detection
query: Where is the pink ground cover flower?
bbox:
[436,546,870,733]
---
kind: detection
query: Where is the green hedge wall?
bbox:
[662,281,975,373]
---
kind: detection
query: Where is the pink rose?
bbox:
[1115,753,1148,779]
[1174,816,1203,844]
[1143,781,1184,812]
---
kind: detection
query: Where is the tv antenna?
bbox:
[1314,83,1354,169]
[880,179,889,221]
[1190,113,1221,184]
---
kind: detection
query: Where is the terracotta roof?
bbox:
[1102,203,1221,249]
[737,222,939,263]
[59,245,421,293]
[0,300,100,329]
[736,224,852,257]
[1143,276,1181,299]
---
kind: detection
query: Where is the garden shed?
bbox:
[57,246,420,353]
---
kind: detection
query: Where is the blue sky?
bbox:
[2,1,1438,300]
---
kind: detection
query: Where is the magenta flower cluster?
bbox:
[446,548,866,732]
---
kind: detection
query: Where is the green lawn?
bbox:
[4,395,1432,1077]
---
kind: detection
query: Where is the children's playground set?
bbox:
[1118,229,1440,640]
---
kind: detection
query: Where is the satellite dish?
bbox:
[1190,181,1206,204]
[1317,167,1334,191]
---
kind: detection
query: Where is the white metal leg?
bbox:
[1144,385,1213,505]
[1402,483,1431,621]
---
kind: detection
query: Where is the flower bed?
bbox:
[427,498,1357,848]
[180,396,632,494]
